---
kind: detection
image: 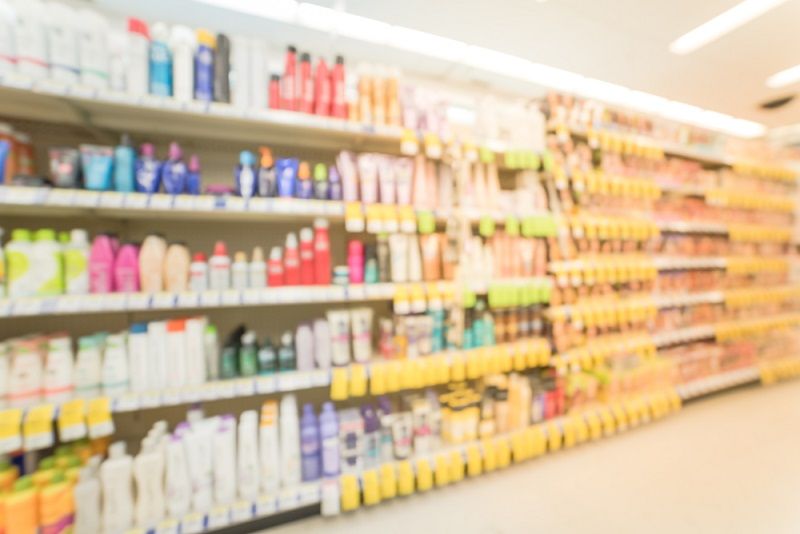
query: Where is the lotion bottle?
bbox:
[101,442,134,533]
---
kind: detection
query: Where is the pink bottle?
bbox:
[89,234,116,293]
[113,242,140,293]
[348,240,364,284]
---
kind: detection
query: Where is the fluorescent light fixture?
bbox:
[669,0,788,55]
[766,63,800,88]
[190,0,766,138]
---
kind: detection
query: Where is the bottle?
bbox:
[134,437,165,529]
[148,22,172,96]
[108,28,129,92]
[194,29,215,102]
[331,55,347,119]
[278,331,295,372]
[299,228,314,285]
[364,244,378,283]
[279,394,301,487]
[328,166,343,201]
[283,233,300,285]
[78,8,110,89]
[214,415,238,505]
[300,404,321,482]
[213,32,231,103]
[267,246,283,287]
[186,154,202,195]
[73,466,101,534]
[113,134,136,193]
[13,0,48,80]
[239,330,258,377]
[45,1,79,84]
[249,246,266,289]
[88,233,114,294]
[319,402,339,477]
[377,397,394,462]
[314,58,331,116]
[6,228,34,297]
[295,323,314,372]
[313,219,331,285]
[296,161,313,199]
[169,25,195,103]
[113,242,140,293]
[33,228,63,296]
[189,252,208,292]
[235,150,257,199]
[268,74,281,109]
[64,229,90,295]
[126,18,150,97]
[259,401,280,493]
[165,434,191,520]
[230,36,250,108]
[204,325,219,380]
[128,322,149,392]
[313,163,329,200]
[228,251,247,290]
[299,53,313,113]
[257,338,277,375]
[237,411,260,500]
[313,319,331,370]
[139,234,167,293]
[102,333,129,397]
[209,241,231,290]
[164,242,190,292]
[135,143,162,194]
[74,335,102,398]
[360,404,380,469]
[281,46,297,110]
[101,442,134,533]
[257,147,276,197]
[348,240,364,284]
[219,328,241,380]
[43,335,74,403]
[0,2,14,78]
[5,476,37,534]
[162,142,188,195]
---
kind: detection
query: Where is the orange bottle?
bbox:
[6,476,38,534]
[39,471,73,534]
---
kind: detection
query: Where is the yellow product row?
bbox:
[727,223,792,243]
[564,213,661,242]
[715,313,800,342]
[705,188,795,213]
[760,357,800,385]
[725,257,789,275]
[551,256,658,288]
[329,338,553,401]
[732,162,796,183]
[338,387,681,513]
[552,331,657,372]
[549,294,657,329]
[569,169,662,200]
[725,285,800,309]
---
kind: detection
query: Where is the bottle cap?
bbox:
[127,17,150,39]
[192,251,207,263]
[285,232,298,248]
[130,322,148,334]
[167,319,186,332]
[259,147,273,167]
[314,218,329,229]
[299,227,313,242]
[234,251,247,263]
[270,74,280,82]
[269,246,282,260]
[34,228,56,242]
[189,154,201,172]
[120,133,132,147]
[348,240,364,256]
[140,143,155,158]
[11,228,31,242]
[242,330,256,345]
[328,165,341,182]
[281,330,293,346]
[70,228,88,244]
[335,55,344,64]
[196,28,216,48]
[13,476,33,492]
[301,52,311,62]
[303,403,315,417]
[58,231,69,244]
[239,150,255,166]
[168,142,182,160]
[298,161,310,180]
[251,246,265,263]
[288,45,297,53]
[313,163,327,181]
[213,240,228,257]
[323,401,334,413]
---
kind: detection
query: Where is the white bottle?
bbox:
[44,1,79,84]
[0,0,16,77]
[64,228,90,295]
[0,342,9,407]
[11,0,48,80]
[133,436,165,529]
[43,335,74,403]
[313,319,331,370]
[259,400,280,494]
[8,339,42,408]
[31,228,62,296]
[230,36,250,108]
[101,333,129,398]
[127,323,149,392]
[73,462,101,534]
[77,8,109,89]
[203,325,219,382]
[248,246,266,289]
[213,415,237,505]
[74,335,102,399]
[248,38,267,109]
[231,251,248,290]
[108,29,129,92]
[126,17,150,97]
[184,317,207,386]
[165,433,191,519]
[169,25,195,103]
[280,394,301,488]
[238,410,260,501]
[5,229,35,297]
[189,252,208,293]
[147,321,168,390]
[101,441,134,534]
[208,242,231,291]
[165,320,186,388]
[185,418,214,513]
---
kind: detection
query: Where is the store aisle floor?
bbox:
[268,381,800,534]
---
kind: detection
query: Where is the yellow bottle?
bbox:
[39,471,73,534]
[0,459,19,492]
[6,476,38,534]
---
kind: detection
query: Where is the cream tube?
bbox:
[349,308,373,363]
[394,157,413,205]
[377,155,396,204]
[420,234,441,281]
[336,151,359,202]
[389,234,409,283]
[357,153,379,204]
[425,159,439,207]
[411,154,427,208]
[437,163,454,209]
[407,235,422,283]
[326,310,351,366]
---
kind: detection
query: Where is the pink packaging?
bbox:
[114,243,140,293]
[89,234,116,293]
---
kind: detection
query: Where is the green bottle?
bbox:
[258,338,277,375]
[278,331,296,372]
[239,330,259,377]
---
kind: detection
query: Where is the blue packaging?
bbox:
[276,158,299,198]
[135,143,162,194]
[328,165,343,201]
[162,142,188,195]
[194,30,215,102]
[113,134,136,192]
[186,154,202,195]
[0,140,9,184]
[79,144,114,191]
[149,25,173,97]
[235,151,257,199]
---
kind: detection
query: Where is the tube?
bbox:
[357,153,378,204]
[349,308,373,363]
[335,151,359,202]
[394,157,413,205]
[388,234,409,283]
[326,310,351,366]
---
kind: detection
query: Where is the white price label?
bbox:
[231,501,254,523]
[139,391,162,409]
[242,289,263,305]
[161,389,181,406]
[88,420,114,439]
[200,291,221,307]
[103,294,127,311]
[177,292,200,308]
[114,393,140,412]
[47,189,75,206]
[216,382,235,399]
[299,483,321,505]
[226,197,246,212]
[256,494,277,517]
[155,518,179,534]
[180,513,205,534]
[182,386,202,404]
[347,285,366,301]
[221,290,242,306]
[194,196,216,211]
[201,384,218,401]
[278,488,300,511]
[127,293,151,310]
[73,190,100,207]
[124,193,149,209]
[235,378,256,397]
[256,376,277,394]
[310,369,331,387]
[207,506,230,529]
[99,192,125,208]
[55,295,81,314]
[0,434,21,455]
[12,297,42,317]
[248,197,268,212]
[149,194,174,210]
[173,195,196,211]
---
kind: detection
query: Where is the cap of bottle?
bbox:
[196,28,216,48]
[189,154,201,172]
[288,45,297,53]
[212,241,228,257]
[301,52,311,62]
[269,246,282,260]
[252,246,265,263]
[168,142,182,161]
[328,165,341,183]
[192,252,206,263]
[239,150,255,166]
[127,17,150,39]
[259,147,273,167]
[348,240,364,256]
[335,55,344,65]
[298,161,310,180]
[140,143,155,158]
[234,251,247,263]
[285,232,298,249]
[314,218,329,229]
[300,228,313,242]
[313,163,327,181]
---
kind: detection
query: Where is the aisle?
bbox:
[269,381,800,534]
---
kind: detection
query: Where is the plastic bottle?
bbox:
[101,333,129,397]
[299,53,313,113]
[299,228,314,285]
[165,434,191,520]
[45,1,79,84]
[108,29,129,92]
[12,0,48,80]
[78,8,110,89]
[313,163,329,200]
[267,247,283,287]
[361,404,380,469]
[40,469,74,533]
[134,437,165,529]
[162,142,188,195]
[281,46,297,110]
[296,161,313,199]
[5,228,34,297]
[73,466,100,534]
[268,74,280,109]
[331,55,347,119]
[128,322,149,392]
[312,218,331,285]
[248,246,266,289]
[229,36,249,108]
[63,229,89,295]
[278,331,296,372]
[284,233,300,285]
[139,233,167,293]
[280,394,301,488]
[313,58,331,116]
[209,241,231,290]
[74,335,102,398]
[164,242,190,293]
[169,25,194,103]
[186,154,201,195]
[257,338,276,375]
[248,38,267,109]
[328,166,343,201]
[237,410,260,500]
[101,442,134,533]
[230,251,248,290]
[136,143,162,194]
[0,0,16,77]
[259,401,280,493]
[126,18,150,97]
[319,402,339,478]
[213,32,231,103]
[204,325,219,381]
[301,403,321,482]
[166,319,187,387]
[213,415,237,505]
[295,322,314,372]
[5,476,37,534]
[348,240,364,284]
[235,150,257,199]
[149,22,172,97]
[239,330,258,377]
[257,147,276,197]
[87,234,114,294]
[194,29,215,102]
[189,252,208,292]
[114,134,136,193]
[33,228,63,296]
[43,335,74,403]
[113,242,140,293]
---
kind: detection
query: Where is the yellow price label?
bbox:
[397,460,415,496]
[340,474,360,511]
[434,454,450,487]
[361,469,381,506]
[86,397,114,439]
[0,408,22,454]
[379,463,397,500]
[415,458,433,491]
[23,404,55,451]
[330,367,349,401]
[349,364,368,397]
[57,399,87,442]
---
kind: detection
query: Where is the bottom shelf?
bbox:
[676,367,761,401]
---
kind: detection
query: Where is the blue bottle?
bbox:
[162,142,188,195]
[113,134,136,193]
[328,165,343,201]
[149,22,173,96]
[300,403,321,482]
[194,29,215,102]
[276,158,299,198]
[235,151,257,199]
[186,155,202,195]
[135,143,161,194]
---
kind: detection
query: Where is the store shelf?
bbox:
[0,78,402,152]
[548,291,724,321]
[656,220,729,235]
[652,325,716,347]
[653,256,728,270]
[676,366,761,400]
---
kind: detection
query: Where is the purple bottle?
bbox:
[135,143,162,194]
[319,402,339,477]
[328,165,343,201]
[301,403,321,482]
[186,154,202,195]
[360,404,380,469]
[161,142,188,195]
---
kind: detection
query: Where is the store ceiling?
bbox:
[302,0,800,129]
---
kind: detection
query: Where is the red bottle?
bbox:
[330,55,346,119]
[284,232,300,285]
[269,74,281,110]
[313,218,331,285]
[313,58,331,116]
[267,246,284,287]
[299,228,314,285]
[281,45,297,111]
[299,52,313,114]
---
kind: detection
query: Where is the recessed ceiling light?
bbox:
[766,64,800,89]
[669,0,788,55]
